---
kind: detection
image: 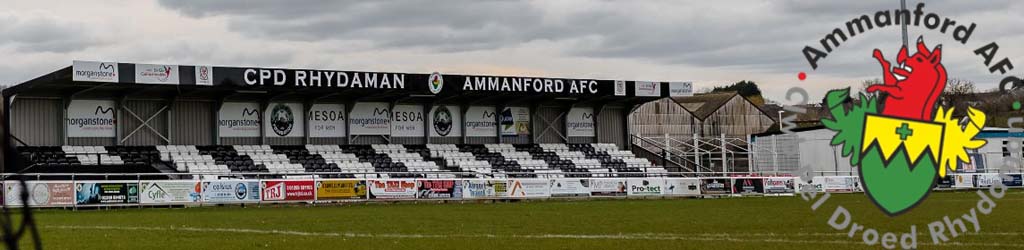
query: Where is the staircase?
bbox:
[630,134,760,175]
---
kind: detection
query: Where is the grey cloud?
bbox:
[0,14,103,53]
[156,0,1023,87]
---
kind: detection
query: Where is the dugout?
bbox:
[1,61,675,172]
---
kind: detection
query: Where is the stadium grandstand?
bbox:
[1,61,681,181]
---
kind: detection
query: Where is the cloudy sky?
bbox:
[2,0,1022,101]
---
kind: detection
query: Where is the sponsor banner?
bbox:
[429,105,462,137]
[566,107,595,137]
[416,180,463,199]
[500,107,530,136]
[216,67,408,90]
[507,179,551,198]
[589,179,627,196]
[309,104,346,138]
[201,180,261,203]
[952,174,975,189]
[548,179,590,197]
[264,102,304,137]
[1001,174,1023,187]
[700,178,732,195]
[795,178,824,193]
[664,178,701,196]
[764,177,796,194]
[261,180,316,202]
[135,64,180,84]
[75,182,139,205]
[369,180,417,199]
[732,178,765,195]
[67,100,116,138]
[957,153,985,173]
[822,176,861,193]
[72,60,119,83]
[391,105,425,137]
[350,102,391,135]
[4,181,75,207]
[465,106,498,137]
[627,178,665,196]
[315,180,367,200]
[669,82,693,97]
[458,76,603,95]
[974,173,1002,188]
[219,102,261,137]
[140,181,201,204]
[195,65,213,86]
[462,180,507,199]
[937,175,955,189]
[208,67,631,97]
[634,81,661,97]
[614,80,627,96]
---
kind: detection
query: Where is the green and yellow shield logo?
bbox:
[823,88,987,216]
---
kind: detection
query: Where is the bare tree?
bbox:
[945,78,976,96]
[942,78,975,107]
[857,78,883,100]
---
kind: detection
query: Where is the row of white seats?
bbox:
[320,152,360,162]
[62,146,108,154]
[234,145,273,154]
[484,144,516,153]
[156,145,199,153]
[306,145,342,153]
[516,159,548,170]
[591,143,619,152]
[555,151,586,160]
[385,152,424,162]
[571,159,602,169]
[168,154,215,163]
[500,151,532,161]
[431,151,474,160]
[623,158,653,167]
[539,144,570,152]
[405,161,441,172]
[606,150,636,158]
[75,155,124,165]
[372,144,406,153]
[176,162,229,173]
[334,162,375,171]
[264,163,305,174]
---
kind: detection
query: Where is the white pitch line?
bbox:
[42,225,1024,248]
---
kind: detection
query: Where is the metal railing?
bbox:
[0,170,843,182]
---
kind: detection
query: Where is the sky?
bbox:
[1,0,1022,102]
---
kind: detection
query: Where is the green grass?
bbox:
[14,190,1024,250]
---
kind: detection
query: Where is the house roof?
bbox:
[671,91,739,120]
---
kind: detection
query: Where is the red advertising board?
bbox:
[261,180,315,201]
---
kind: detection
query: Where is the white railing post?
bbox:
[664,133,671,164]
[693,133,700,172]
[771,134,779,174]
[746,134,754,174]
[720,133,727,175]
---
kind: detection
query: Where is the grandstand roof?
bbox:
[3,61,672,106]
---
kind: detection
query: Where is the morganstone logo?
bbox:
[270,104,295,136]
[72,61,119,82]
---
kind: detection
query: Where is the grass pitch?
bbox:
[19,190,1024,250]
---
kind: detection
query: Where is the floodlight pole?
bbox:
[901,0,909,49]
